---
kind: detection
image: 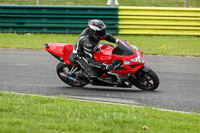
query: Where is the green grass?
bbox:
[0,33,200,57]
[1,0,200,7]
[0,92,199,133]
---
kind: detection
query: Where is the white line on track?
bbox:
[1,91,199,115]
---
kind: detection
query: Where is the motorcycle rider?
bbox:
[70,19,120,79]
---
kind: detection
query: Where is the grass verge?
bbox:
[0,0,200,7]
[0,92,199,133]
[0,33,200,57]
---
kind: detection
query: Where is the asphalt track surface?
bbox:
[0,49,200,113]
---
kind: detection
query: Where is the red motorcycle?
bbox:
[45,40,159,91]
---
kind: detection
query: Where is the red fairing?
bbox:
[93,42,145,74]
[45,43,76,65]
[93,44,114,64]
[45,43,67,57]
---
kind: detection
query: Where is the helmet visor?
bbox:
[95,29,106,37]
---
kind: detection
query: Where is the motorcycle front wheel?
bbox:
[129,69,159,91]
[56,62,89,87]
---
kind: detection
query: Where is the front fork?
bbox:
[139,66,151,73]
[128,65,151,83]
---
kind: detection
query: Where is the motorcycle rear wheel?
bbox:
[56,62,88,87]
[129,69,159,91]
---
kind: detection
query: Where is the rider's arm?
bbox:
[83,43,107,70]
[104,33,119,44]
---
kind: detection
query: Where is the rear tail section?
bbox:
[44,43,74,63]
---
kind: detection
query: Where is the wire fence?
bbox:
[0,0,109,6]
[0,0,195,7]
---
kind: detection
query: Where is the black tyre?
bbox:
[56,62,88,87]
[129,69,159,91]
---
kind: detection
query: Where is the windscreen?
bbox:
[112,41,134,55]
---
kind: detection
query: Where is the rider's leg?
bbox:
[74,56,98,79]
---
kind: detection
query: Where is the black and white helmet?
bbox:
[88,19,106,40]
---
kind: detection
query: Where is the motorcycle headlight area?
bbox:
[131,51,145,64]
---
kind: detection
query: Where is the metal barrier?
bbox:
[1,5,200,35]
[0,5,118,34]
[118,6,200,35]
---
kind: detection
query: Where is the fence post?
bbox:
[112,0,115,6]
[37,0,40,5]
[185,0,189,7]
[107,0,119,6]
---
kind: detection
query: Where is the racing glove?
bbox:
[101,60,123,71]
[100,63,113,71]
[106,64,114,71]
